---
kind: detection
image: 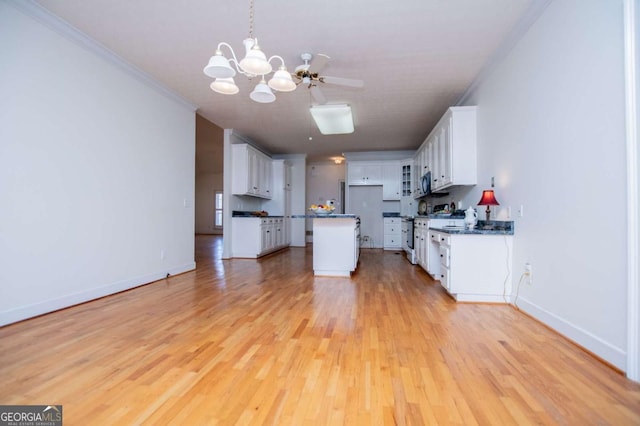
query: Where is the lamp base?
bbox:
[485,206,491,222]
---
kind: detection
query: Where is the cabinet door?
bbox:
[439,119,452,187]
[348,163,382,185]
[248,148,260,195]
[382,163,401,200]
[413,153,422,198]
[260,155,273,198]
[401,162,412,196]
[419,229,428,270]
[284,164,292,191]
[431,135,441,190]
[365,165,383,185]
[274,219,284,247]
[347,164,366,185]
[261,220,276,252]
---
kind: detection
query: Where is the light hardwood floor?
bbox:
[1,235,639,425]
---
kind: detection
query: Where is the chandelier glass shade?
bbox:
[203,0,295,103]
[210,77,239,95]
[249,77,276,103]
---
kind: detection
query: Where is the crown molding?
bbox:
[4,0,197,112]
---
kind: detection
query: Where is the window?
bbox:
[215,191,223,228]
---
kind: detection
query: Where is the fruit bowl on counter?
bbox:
[309,204,335,215]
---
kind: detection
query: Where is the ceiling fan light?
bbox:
[239,38,272,76]
[249,78,276,103]
[268,67,296,92]
[210,77,239,95]
[203,50,236,79]
[310,104,354,135]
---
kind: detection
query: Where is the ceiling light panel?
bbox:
[310,104,354,135]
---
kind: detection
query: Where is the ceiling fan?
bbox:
[293,53,364,104]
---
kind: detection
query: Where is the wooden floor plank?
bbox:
[1,235,639,425]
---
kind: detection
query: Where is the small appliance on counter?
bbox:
[433,204,450,215]
[464,207,478,229]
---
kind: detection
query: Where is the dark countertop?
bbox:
[430,220,514,235]
[232,215,284,218]
[290,214,358,219]
[382,212,401,217]
[308,214,358,219]
[232,210,283,218]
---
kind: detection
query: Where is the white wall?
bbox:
[0,3,196,325]
[454,0,628,369]
[305,163,345,242]
[283,155,308,247]
[348,186,384,248]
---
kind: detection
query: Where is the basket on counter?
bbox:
[309,205,335,215]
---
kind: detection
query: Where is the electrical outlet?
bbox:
[524,262,532,285]
[518,205,524,217]
[507,206,512,219]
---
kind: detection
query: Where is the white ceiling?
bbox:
[35,0,538,162]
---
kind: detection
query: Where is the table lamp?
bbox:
[477,190,499,222]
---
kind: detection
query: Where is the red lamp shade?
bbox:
[477,190,500,206]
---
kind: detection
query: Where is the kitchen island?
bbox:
[312,215,360,277]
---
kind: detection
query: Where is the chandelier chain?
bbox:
[248,0,254,39]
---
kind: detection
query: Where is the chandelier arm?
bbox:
[217,41,257,77]
[267,55,286,68]
[216,42,241,73]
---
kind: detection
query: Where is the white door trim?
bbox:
[623,0,639,382]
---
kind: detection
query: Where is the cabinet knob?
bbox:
[440,254,443,257]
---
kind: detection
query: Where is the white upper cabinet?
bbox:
[347,162,383,185]
[231,143,273,199]
[382,162,401,200]
[428,106,477,192]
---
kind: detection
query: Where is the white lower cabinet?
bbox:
[429,230,513,303]
[383,217,402,249]
[414,218,429,269]
[232,217,288,258]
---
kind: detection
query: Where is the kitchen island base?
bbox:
[313,217,360,277]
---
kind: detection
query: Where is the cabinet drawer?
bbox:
[384,217,400,225]
[384,234,401,247]
[439,234,451,246]
[384,223,401,235]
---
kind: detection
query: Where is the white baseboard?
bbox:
[0,262,196,327]
[516,296,627,371]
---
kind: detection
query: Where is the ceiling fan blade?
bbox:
[310,85,327,105]
[321,76,365,88]
[308,54,330,74]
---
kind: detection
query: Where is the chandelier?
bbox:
[203,0,296,103]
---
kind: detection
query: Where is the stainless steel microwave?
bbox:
[421,171,431,196]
